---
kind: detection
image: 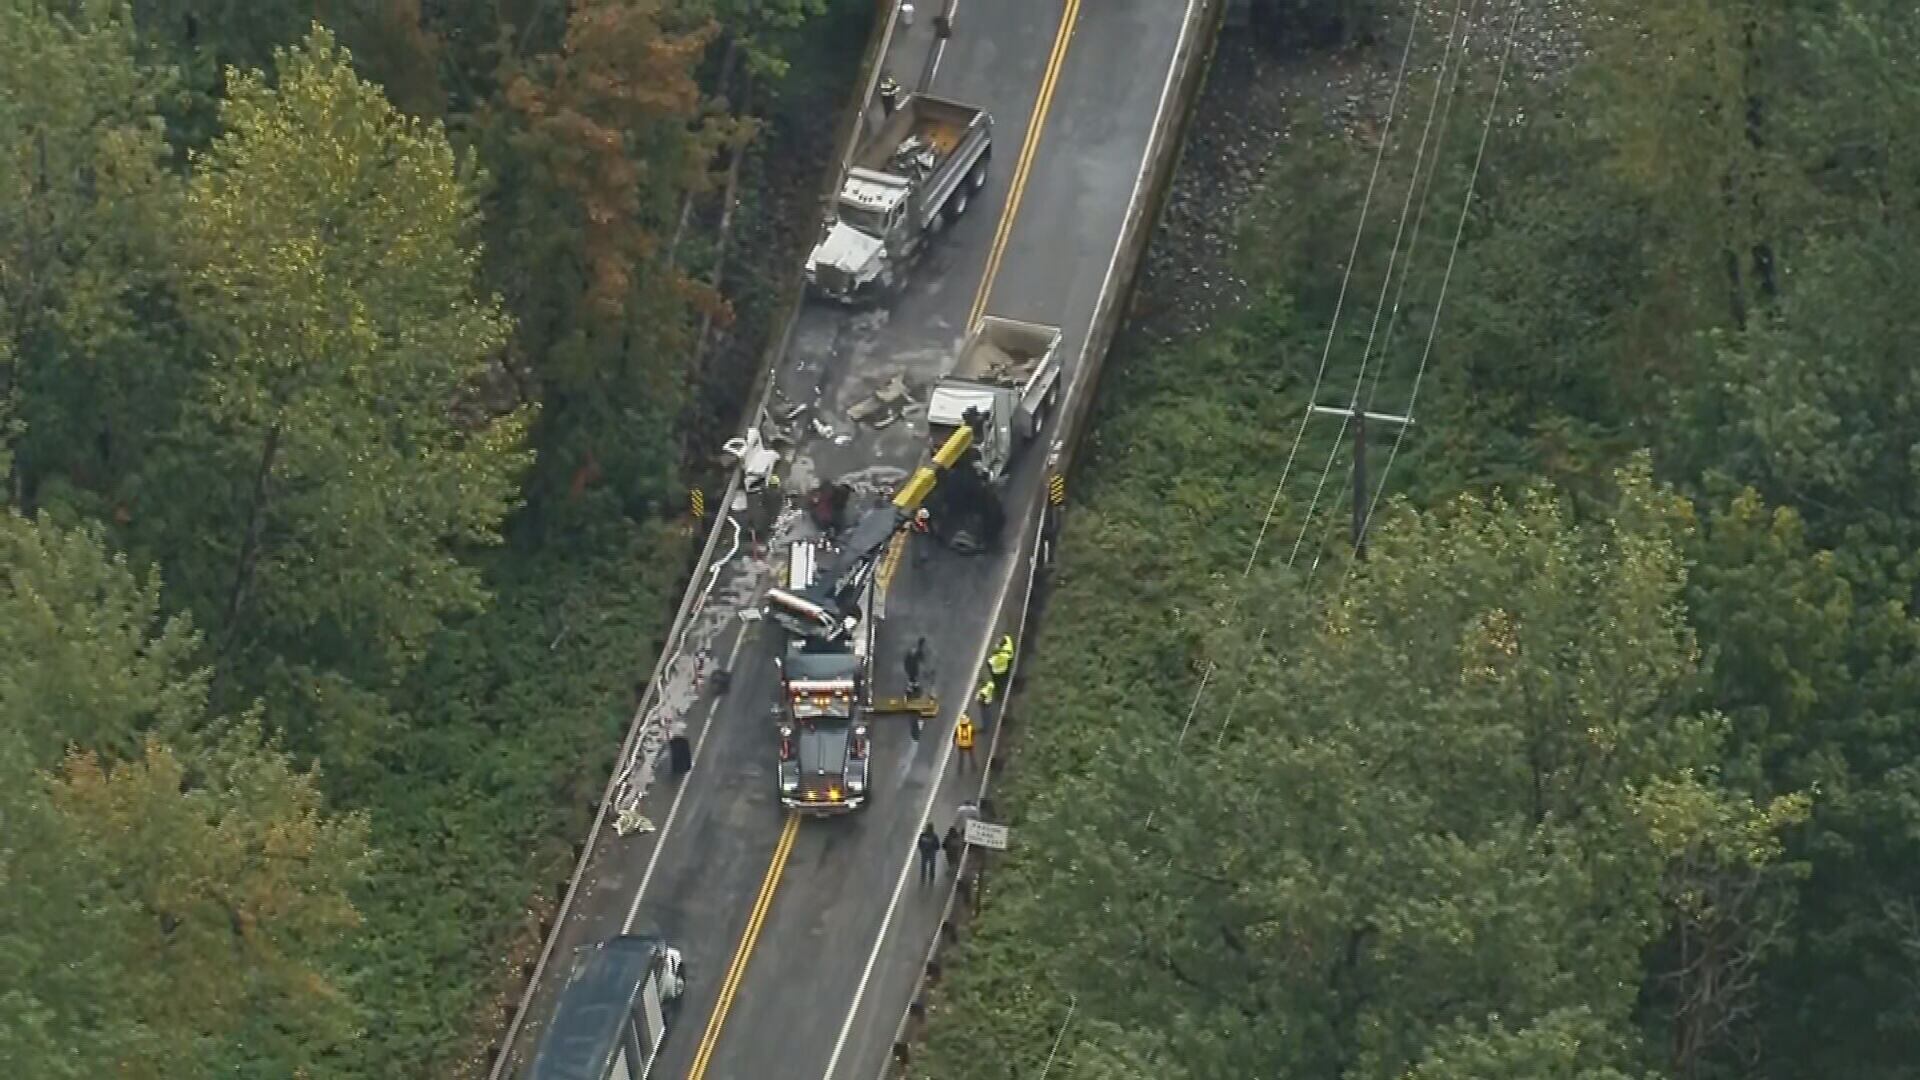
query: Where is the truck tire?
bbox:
[969,154,989,192]
[947,189,971,222]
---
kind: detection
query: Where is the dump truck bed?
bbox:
[853,94,984,174]
[952,315,1062,384]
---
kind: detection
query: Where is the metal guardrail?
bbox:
[485,4,914,1076]
[877,494,1052,1076]
[873,0,1232,1072]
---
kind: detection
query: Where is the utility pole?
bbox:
[1308,405,1413,560]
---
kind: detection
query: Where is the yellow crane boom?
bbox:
[891,423,974,514]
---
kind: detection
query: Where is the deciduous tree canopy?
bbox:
[0,0,861,1072]
[917,2,1920,1077]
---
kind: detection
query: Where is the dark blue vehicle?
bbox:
[527,936,686,1080]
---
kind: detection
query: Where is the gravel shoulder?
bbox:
[1124,1,1591,350]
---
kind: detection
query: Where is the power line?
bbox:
[1241,0,1427,585]
[1362,0,1484,423]
[1163,0,1434,769]
[1285,0,1473,572]
[1187,0,1478,753]
[1352,0,1529,570]
[1198,0,1530,769]
[1034,995,1077,1079]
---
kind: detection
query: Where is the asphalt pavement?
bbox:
[496,1,1207,1077]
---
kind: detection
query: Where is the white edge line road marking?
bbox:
[622,0,920,933]
[501,5,918,1070]
[624,622,754,932]
[925,0,962,88]
[820,0,1205,1073]
[822,523,1028,1080]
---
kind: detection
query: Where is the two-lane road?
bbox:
[496,0,1209,1077]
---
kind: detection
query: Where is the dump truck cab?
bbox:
[807,93,993,303]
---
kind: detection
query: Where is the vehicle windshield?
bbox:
[839,202,888,236]
[796,725,850,779]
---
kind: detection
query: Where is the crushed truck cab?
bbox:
[923,315,1064,553]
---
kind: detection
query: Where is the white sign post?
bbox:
[963,819,1010,851]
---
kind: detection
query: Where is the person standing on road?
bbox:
[943,824,964,876]
[953,713,976,771]
[912,507,933,567]
[899,0,915,27]
[990,634,1014,690]
[918,823,941,884]
[975,676,996,718]
[904,636,929,696]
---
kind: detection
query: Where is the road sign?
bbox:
[963,819,1010,850]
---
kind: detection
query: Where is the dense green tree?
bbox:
[1057,1019,1189,1080]
[0,0,182,513]
[924,465,1805,1080]
[50,727,371,1077]
[1403,1010,1651,1080]
[0,510,204,761]
[133,25,530,754]
[0,510,369,1080]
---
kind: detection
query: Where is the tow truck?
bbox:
[763,420,979,813]
[770,539,876,813]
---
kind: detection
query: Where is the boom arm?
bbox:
[765,422,979,642]
[893,423,975,514]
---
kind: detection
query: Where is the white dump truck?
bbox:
[922,315,1064,553]
[807,93,993,303]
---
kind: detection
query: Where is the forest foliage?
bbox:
[917,1,1920,1078]
[0,0,861,1074]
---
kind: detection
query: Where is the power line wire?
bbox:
[1285,0,1474,574]
[1352,0,1529,570]
[1205,0,1525,755]
[1188,0,1479,754]
[1163,0,1433,768]
[1362,0,1483,421]
[1035,995,1077,1079]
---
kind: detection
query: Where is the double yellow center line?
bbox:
[967,0,1084,329]
[686,814,800,1078]
[686,3,1086,1075]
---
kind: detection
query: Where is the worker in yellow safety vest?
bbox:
[976,677,995,713]
[988,634,1013,690]
[954,713,976,770]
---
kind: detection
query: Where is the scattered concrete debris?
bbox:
[847,373,917,427]
[614,809,655,837]
[721,427,782,492]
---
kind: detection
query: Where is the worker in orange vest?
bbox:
[954,713,976,771]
